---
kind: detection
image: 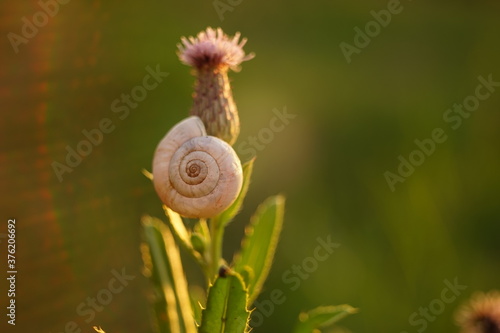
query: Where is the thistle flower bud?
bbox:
[177,27,254,145]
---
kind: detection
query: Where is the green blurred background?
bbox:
[1,0,500,332]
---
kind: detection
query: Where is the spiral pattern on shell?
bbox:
[152,116,243,218]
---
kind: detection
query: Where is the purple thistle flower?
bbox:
[177,27,254,145]
[177,27,254,71]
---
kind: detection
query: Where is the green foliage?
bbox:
[199,271,250,333]
[163,206,207,269]
[142,187,355,332]
[292,305,358,333]
[188,285,205,325]
[208,159,255,283]
[233,195,285,304]
[163,207,197,256]
[141,161,357,332]
[142,125,354,333]
[212,158,255,229]
[142,216,197,333]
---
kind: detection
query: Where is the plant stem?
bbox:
[209,217,225,284]
[197,218,212,287]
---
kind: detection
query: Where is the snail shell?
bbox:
[152,116,243,218]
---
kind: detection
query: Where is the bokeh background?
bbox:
[1,0,500,332]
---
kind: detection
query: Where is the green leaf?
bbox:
[292,305,358,333]
[213,158,255,228]
[162,206,206,267]
[188,285,205,325]
[233,195,285,304]
[141,168,154,180]
[142,215,197,333]
[199,271,250,333]
[163,206,192,251]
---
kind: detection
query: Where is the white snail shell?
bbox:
[152,116,243,218]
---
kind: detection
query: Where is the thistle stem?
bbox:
[196,218,212,286]
[209,217,225,284]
